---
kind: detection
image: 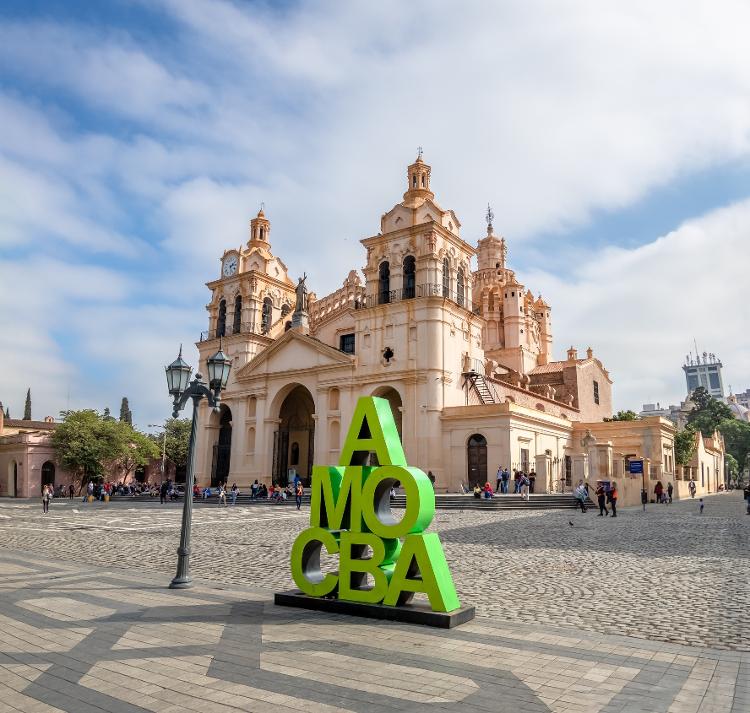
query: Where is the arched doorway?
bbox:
[211,405,232,487]
[7,461,17,498]
[273,385,315,486]
[371,387,402,440]
[41,461,55,490]
[467,434,487,488]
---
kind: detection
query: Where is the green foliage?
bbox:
[674,427,697,466]
[52,410,158,488]
[717,418,750,472]
[119,397,132,425]
[605,410,639,422]
[724,453,739,478]
[687,389,733,437]
[102,407,114,421]
[23,388,31,420]
[149,418,192,470]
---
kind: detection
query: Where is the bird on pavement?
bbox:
[568,521,574,527]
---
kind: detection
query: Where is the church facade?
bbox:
[191,155,720,504]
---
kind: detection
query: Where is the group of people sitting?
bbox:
[472,468,537,501]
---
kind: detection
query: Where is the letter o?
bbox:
[361,466,435,538]
[290,527,339,597]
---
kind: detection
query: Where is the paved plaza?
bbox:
[0,492,747,712]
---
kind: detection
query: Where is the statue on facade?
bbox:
[294,274,309,314]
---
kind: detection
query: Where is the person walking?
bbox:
[609,482,618,517]
[230,483,238,505]
[501,468,510,494]
[159,480,168,505]
[688,479,696,498]
[654,481,663,504]
[574,480,588,513]
[251,479,259,499]
[595,483,608,516]
[42,484,50,514]
[528,470,536,494]
[699,498,704,514]
[513,471,522,494]
[496,466,503,494]
[743,483,750,514]
[295,482,304,510]
[218,483,227,507]
[519,473,530,501]
[667,482,674,504]
[68,483,74,500]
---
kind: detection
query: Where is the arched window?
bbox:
[488,292,494,313]
[259,227,265,240]
[329,421,340,452]
[403,255,416,299]
[456,267,465,307]
[378,261,390,305]
[421,174,425,187]
[412,175,417,188]
[290,442,300,466]
[233,294,242,334]
[328,388,340,411]
[261,297,273,333]
[217,299,227,337]
[281,303,291,317]
[442,257,450,297]
[246,427,255,453]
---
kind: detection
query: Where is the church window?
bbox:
[403,255,416,299]
[412,175,417,188]
[456,267,465,307]
[378,262,390,304]
[593,380,600,405]
[261,297,273,333]
[259,227,265,240]
[233,295,242,334]
[421,175,425,187]
[217,299,227,338]
[339,333,355,354]
[281,303,291,317]
[496,262,500,268]
[488,293,494,312]
[442,257,450,297]
[383,346,394,363]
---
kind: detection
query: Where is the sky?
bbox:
[1,0,749,430]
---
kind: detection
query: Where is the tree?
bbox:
[23,388,31,420]
[119,397,132,425]
[605,410,639,422]
[115,426,159,483]
[52,410,125,490]
[687,390,733,438]
[102,407,114,421]
[717,418,750,475]
[674,426,697,466]
[725,453,739,479]
[149,418,191,478]
[4,407,9,419]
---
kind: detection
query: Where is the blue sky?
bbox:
[1,0,749,427]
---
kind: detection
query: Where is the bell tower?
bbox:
[403,149,434,204]
[249,206,271,247]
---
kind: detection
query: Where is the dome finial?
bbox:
[417,145,423,162]
[486,203,494,233]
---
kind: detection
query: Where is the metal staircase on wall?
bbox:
[462,371,498,404]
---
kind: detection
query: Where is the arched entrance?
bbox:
[273,385,315,486]
[467,434,487,488]
[41,461,55,490]
[7,461,18,497]
[371,386,402,439]
[211,405,232,487]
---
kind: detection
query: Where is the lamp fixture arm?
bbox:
[172,375,222,417]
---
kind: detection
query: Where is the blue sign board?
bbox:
[628,459,644,474]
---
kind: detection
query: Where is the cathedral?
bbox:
[190,154,718,501]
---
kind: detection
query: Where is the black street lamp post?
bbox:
[164,342,231,589]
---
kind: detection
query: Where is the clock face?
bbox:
[222,255,238,277]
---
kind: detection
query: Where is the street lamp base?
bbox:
[169,576,193,589]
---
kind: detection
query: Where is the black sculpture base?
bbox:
[274,590,475,628]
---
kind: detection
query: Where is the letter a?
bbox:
[339,396,406,467]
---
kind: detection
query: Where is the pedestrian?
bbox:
[231,483,238,505]
[699,498,704,515]
[295,482,304,510]
[743,483,750,514]
[654,481,663,504]
[251,479,259,499]
[574,480,588,513]
[595,483,609,516]
[528,470,536,494]
[667,482,673,504]
[688,479,696,498]
[42,484,50,514]
[609,482,618,518]
[68,483,74,500]
[519,474,530,501]
[501,468,510,494]
[160,480,168,505]
[496,466,503,494]
[218,483,227,507]
[513,471,522,494]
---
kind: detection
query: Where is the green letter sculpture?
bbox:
[290,396,461,613]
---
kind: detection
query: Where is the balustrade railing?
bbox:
[354,283,478,312]
[200,321,266,342]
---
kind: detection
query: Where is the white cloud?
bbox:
[524,198,750,410]
[2,0,750,425]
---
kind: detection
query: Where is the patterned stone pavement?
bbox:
[0,492,747,712]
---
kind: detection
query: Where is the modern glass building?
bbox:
[683,351,724,398]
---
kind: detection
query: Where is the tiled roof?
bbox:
[4,419,56,431]
[529,362,567,374]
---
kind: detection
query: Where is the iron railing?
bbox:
[354,283,479,312]
[200,321,268,342]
